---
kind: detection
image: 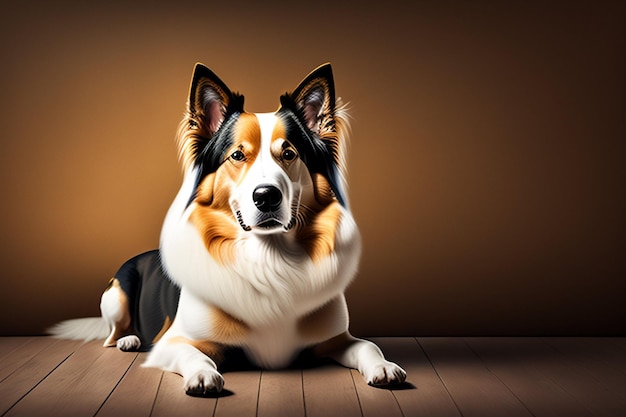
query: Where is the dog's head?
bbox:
[175,63,350,248]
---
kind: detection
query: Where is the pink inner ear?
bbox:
[206,100,225,133]
[303,102,321,132]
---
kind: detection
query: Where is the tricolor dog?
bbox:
[50,63,406,395]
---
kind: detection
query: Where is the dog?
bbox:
[50,63,406,395]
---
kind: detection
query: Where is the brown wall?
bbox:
[1,1,624,336]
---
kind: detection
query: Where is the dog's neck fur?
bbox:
[159,163,361,327]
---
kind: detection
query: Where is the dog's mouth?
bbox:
[257,218,283,230]
[234,211,295,233]
[231,187,301,234]
[234,211,296,233]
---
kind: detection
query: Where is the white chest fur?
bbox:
[159,169,361,328]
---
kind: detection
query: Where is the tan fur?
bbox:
[189,208,239,265]
[152,315,173,344]
[299,203,342,262]
[194,173,215,205]
[312,172,337,206]
[233,113,261,166]
[189,114,264,264]
[271,118,286,142]
[297,172,344,263]
[333,98,351,189]
[191,169,241,265]
[169,336,226,364]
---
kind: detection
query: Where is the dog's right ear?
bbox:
[188,63,244,136]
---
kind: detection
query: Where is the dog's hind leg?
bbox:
[100,278,134,348]
[116,335,142,351]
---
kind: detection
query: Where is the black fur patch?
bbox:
[276,99,346,207]
[113,250,180,349]
[184,63,245,208]
[186,108,243,208]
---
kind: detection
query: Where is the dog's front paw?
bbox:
[184,369,225,396]
[363,361,407,386]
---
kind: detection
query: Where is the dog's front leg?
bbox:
[315,332,406,386]
[143,337,225,395]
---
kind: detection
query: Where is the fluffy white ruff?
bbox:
[159,165,361,327]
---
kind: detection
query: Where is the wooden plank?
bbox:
[550,338,626,373]
[0,337,51,382]
[372,337,462,417]
[542,337,626,398]
[506,337,626,416]
[213,370,261,417]
[608,337,626,351]
[302,364,361,417]
[151,371,216,417]
[95,352,161,417]
[418,337,533,417]
[0,339,80,415]
[0,336,623,417]
[257,369,305,417]
[4,341,136,417]
[466,337,594,417]
[349,368,402,417]
[0,338,33,360]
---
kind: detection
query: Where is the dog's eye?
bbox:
[230,150,246,161]
[282,149,297,161]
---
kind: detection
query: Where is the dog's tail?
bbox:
[47,317,110,342]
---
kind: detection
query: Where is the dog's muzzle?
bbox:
[231,184,301,234]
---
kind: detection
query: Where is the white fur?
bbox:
[47,317,109,342]
[117,335,141,351]
[99,283,125,329]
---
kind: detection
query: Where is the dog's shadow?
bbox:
[193,349,415,398]
[372,381,416,390]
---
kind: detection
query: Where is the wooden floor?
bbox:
[0,337,625,417]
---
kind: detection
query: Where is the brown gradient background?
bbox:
[1,1,624,336]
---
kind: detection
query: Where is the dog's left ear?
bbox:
[280,64,350,208]
[285,63,335,134]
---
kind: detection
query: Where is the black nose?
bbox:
[253,185,282,213]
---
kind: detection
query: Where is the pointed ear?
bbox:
[287,63,335,134]
[188,63,244,135]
